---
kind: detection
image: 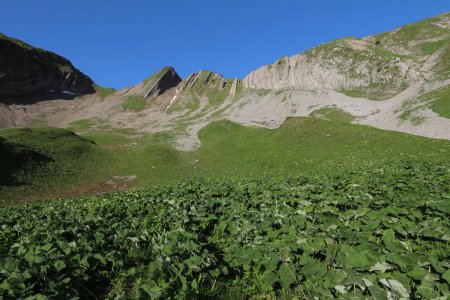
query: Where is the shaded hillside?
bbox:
[0,128,108,206]
[0,136,52,186]
[0,33,95,102]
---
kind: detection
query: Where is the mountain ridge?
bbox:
[0,12,449,151]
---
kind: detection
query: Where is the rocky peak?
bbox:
[117,66,181,99]
[0,33,95,101]
[180,70,227,91]
[178,70,241,99]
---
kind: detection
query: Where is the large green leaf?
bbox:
[279,263,296,289]
[382,229,406,253]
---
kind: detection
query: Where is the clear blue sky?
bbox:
[1,1,449,89]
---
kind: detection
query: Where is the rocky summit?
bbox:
[117,66,182,99]
[0,33,95,102]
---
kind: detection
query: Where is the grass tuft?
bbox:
[122,95,147,111]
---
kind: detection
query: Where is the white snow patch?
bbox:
[166,89,178,109]
[61,90,76,95]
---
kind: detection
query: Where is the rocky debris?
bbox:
[0,33,95,101]
[106,175,137,190]
[117,67,181,99]
[435,13,450,29]
[0,104,15,128]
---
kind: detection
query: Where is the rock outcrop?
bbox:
[0,33,95,100]
[118,69,242,111]
[117,67,182,99]
[0,104,15,128]
[180,70,227,91]
[178,70,241,99]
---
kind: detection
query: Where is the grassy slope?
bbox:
[426,85,450,119]
[1,118,449,205]
[337,13,450,100]
[122,95,147,111]
[87,118,450,186]
[0,128,110,206]
[309,107,356,122]
[193,118,448,177]
[94,85,116,99]
[399,84,450,123]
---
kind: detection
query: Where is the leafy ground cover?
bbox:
[0,163,448,299]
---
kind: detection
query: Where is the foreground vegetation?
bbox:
[0,118,449,298]
[0,163,448,298]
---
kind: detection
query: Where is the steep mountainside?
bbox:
[0,33,95,101]
[243,13,450,100]
[118,68,241,108]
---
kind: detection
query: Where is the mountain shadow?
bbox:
[0,137,53,186]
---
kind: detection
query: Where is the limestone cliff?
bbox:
[243,13,450,100]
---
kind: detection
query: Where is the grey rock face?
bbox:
[0,33,95,100]
[243,40,420,92]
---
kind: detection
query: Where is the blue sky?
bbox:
[1,1,449,89]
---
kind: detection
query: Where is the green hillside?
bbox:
[80,117,450,191]
[1,118,449,205]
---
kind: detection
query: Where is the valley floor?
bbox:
[1,78,450,153]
